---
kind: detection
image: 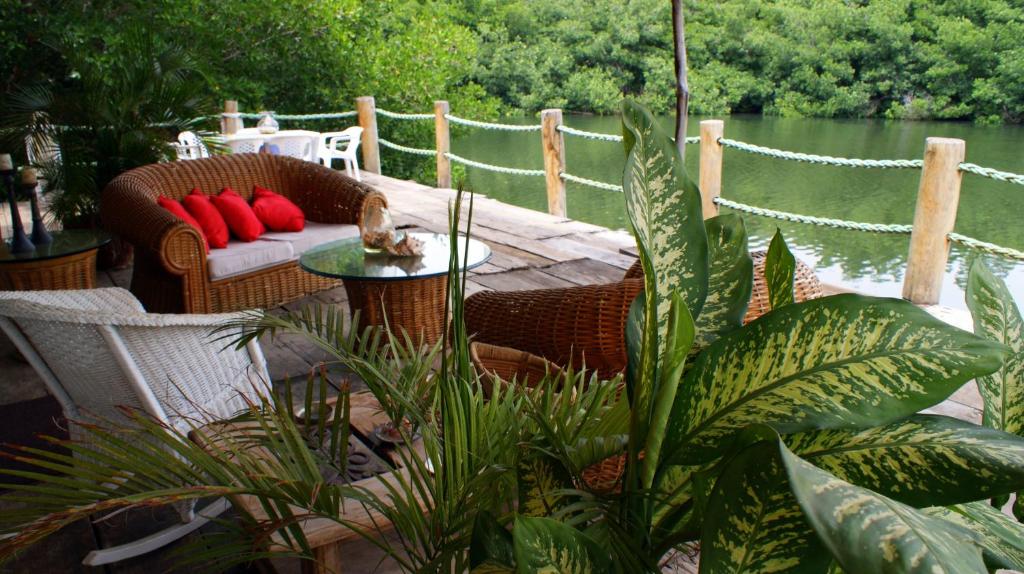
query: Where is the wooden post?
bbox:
[698,119,724,219]
[540,109,567,218]
[355,96,381,174]
[434,101,451,189]
[902,137,966,305]
[221,100,242,135]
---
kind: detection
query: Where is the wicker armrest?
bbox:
[283,161,387,226]
[101,174,206,274]
[464,279,644,379]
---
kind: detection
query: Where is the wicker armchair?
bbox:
[466,250,823,380]
[101,153,387,313]
[0,288,268,565]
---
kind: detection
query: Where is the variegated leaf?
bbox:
[765,229,795,310]
[625,291,645,405]
[696,215,753,349]
[966,259,1024,435]
[471,510,515,570]
[513,516,612,573]
[787,414,1024,507]
[518,456,572,517]
[924,501,1024,571]
[621,98,708,358]
[780,446,988,574]
[664,294,1006,464]
[699,441,829,574]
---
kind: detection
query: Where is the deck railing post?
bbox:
[434,101,451,189]
[356,96,381,174]
[540,109,567,218]
[222,100,242,135]
[902,137,966,305]
[698,120,724,219]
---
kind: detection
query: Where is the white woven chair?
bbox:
[0,288,269,565]
[173,131,210,160]
[317,126,363,181]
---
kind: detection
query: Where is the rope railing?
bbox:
[561,172,623,192]
[948,233,1024,261]
[379,138,435,157]
[444,152,545,177]
[557,125,701,146]
[719,138,925,169]
[958,162,1024,186]
[714,197,915,234]
[376,108,434,121]
[225,111,358,121]
[444,114,542,132]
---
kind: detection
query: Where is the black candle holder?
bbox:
[25,182,51,245]
[2,169,33,254]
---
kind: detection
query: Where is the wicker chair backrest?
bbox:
[109,153,304,203]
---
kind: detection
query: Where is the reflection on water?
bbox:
[452,114,1024,309]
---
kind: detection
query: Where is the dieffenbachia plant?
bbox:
[967,258,1024,519]
[471,99,1024,574]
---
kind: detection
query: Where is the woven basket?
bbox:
[0,249,98,290]
[470,341,565,395]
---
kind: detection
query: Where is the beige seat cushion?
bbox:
[260,221,361,256]
[207,239,294,280]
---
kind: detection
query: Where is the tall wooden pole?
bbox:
[222,100,242,135]
[698,120,724,219]
[540,109,567,218]
[434,101,451,189]
[902,137,966,305]
[672,0,689,161]
[355,96,380,174]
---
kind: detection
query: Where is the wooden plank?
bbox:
[539,258,626,286]
[540,233,637,269]
[471,269,575,292]
[699,120,724,218]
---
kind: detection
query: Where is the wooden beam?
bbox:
[698,120,724,219]
[355,96,381,174]
[434,101,451,189]
[902,137,966,305]
[540,109,567,218]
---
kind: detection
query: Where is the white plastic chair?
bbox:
[0,288,269,565]
[318,126,363,181]
[265,131,320,162]
[173,131,210,160]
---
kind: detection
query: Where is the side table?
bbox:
[299,232,491,345]
[0,229,111,290]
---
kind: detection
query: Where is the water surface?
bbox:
[454,114,1024,309]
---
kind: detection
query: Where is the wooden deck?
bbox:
[0,172,982,573]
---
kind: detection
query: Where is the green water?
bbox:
[453,114,1024,309]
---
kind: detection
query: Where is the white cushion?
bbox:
[260,221,361,256]
[207,239,294,280]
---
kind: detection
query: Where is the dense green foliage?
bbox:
[4,0,1023,128]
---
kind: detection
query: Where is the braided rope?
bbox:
[958,163,1024,186]
[561,172,623,192]
[376,108,434,121]
[715,197,914,234]
[227,111,357,121]
[719,138,924,169]
[379,138,436,157]
[948,233,1024,261]
[445,152,545,176]
[557,125,623,142]
[444,114,542,132]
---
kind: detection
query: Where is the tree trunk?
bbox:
[672,0,689,161]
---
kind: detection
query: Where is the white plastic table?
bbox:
[221,129,327,162]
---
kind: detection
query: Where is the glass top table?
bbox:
[299,232,491,345]
[0,229,111,263]
[0,229,111,290]
[299,232,491,281]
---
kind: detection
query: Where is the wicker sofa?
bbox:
[466,250,823,381]
[101,153,386,313]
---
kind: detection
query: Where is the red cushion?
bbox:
[182,188,229,249]
[157,196,209,253]
[211,187,265,242]
[251,185,305,232]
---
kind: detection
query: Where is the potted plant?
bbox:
[0,31,216,266]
